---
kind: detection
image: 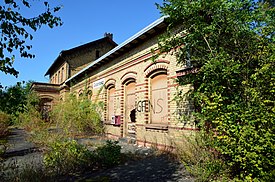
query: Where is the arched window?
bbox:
[108,86,115,121]
[58,71,60,84]
[86,89,93,100]
[150,73,168,123]
[125,81,136,123]
[55,74,57,84]
[96,50,100,59]
[61,67,64,82]
[78,89,83,98]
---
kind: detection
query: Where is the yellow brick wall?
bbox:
[50,62,69,84]
[70,34,195,147]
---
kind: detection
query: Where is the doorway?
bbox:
[124,82,136,138]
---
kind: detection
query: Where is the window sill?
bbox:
[104,122,121,127]
[145,124,168,131]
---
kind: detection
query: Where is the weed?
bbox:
[176,132,229,181]
[51,94,105,137]
[43,139,94,175]
[0,111,10,137]
[95,140,122,167]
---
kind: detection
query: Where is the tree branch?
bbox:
[203,35,215,57]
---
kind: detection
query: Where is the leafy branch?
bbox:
[0,0,62,77]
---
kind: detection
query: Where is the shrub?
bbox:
[177,132,229,181]
[0,111,10,137]
[43,139,122,175]
[95,140,122,167]
[15,91,44,132]
[43,139,94,174]
[51,94,104,136]
[157,0,275,180]
[28,128,66,147]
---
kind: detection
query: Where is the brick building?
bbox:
[32,17,195,148]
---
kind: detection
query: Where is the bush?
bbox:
[43,139,94,174]
[157,0,275,180]
[43,139,122,175]
[177,132,229,181]
[0,111,10,137]
[15,91,43,131]
[51,94,104,136]
[28,128,66,147]
[95,140,122,167]
[17,108,44,132]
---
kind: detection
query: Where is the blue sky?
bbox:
[0,0,163,88]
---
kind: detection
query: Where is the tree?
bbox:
[0,81,38,116]
[0,0,62,78]
[157,0,274,180]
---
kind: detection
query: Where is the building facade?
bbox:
[32,17,195,148]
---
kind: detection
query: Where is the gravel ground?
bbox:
[1,129,195,182]
[80,154,194,182]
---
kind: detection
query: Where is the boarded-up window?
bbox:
[125,82,136,136]
[58,71,60,84]
[125,82,136,123]
[61,67,64,82]
[108,87,115,121]
[55,74,57,84]
[151,74,168,123]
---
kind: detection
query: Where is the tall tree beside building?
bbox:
[0,0,62,85]
[157,0,274,180]
[0,81,37,116]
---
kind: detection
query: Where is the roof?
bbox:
[45,37,117,76]
[30,82,60,92]
[65,16,168,85]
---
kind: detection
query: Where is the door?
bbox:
[108,87,115,121]
[124,82,136,137]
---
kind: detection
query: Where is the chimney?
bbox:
[104,32,113,40]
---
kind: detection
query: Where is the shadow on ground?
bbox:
[78,154,194,182]
[1,129,194,182]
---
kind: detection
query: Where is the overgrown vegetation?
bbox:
[0,82,29,110]
[0,111,10,137]
[176,132,229,181]
[51,94,105,136]
[0,81,38,137]
[16,92,44,131]
[95,140,122,167]
[157,0,275,181]
[44,139,121,175]
[43,139,94,175]
[1,139,122,181]
[0,83,123,180]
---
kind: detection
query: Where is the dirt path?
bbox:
[1,129,194,182]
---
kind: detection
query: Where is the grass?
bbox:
[175,132,230,182]
[0,112,10,138]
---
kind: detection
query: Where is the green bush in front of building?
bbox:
[51,94,105,136]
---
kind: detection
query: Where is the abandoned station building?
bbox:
[31,17,195,148]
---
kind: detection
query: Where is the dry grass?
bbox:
[175,132,229,181]
[0,112,10,137]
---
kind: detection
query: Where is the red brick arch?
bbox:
[121,71,137,85]
[144,61,169,78]
[105,78,116,89]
